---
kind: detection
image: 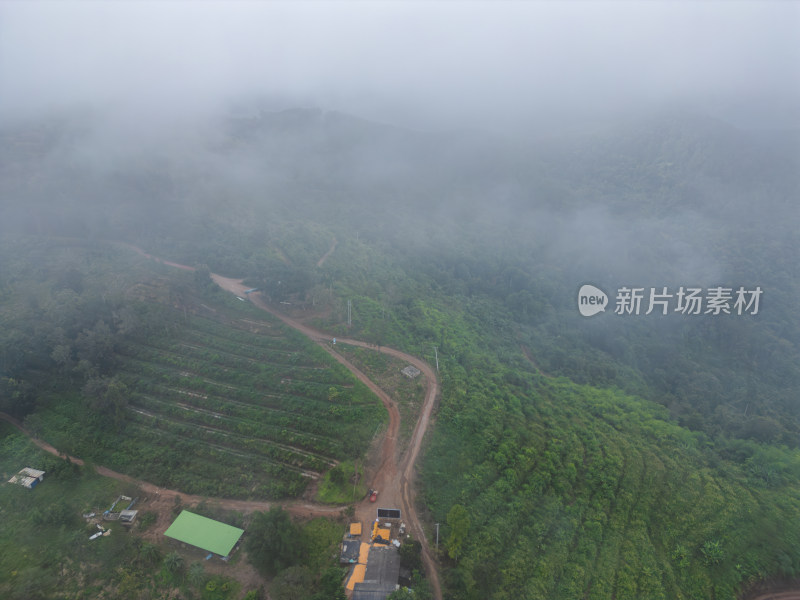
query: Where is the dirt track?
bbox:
[211,273,442,600]
[316,236,337,267]
[7,243,798,600]
[4,244,442,600]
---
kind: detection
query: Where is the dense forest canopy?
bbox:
[2,107,798,439]
[1,105,799,598]
[2,3,799,598]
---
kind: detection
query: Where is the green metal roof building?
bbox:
[164,510,244,557]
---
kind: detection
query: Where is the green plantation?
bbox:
[30,309,384,499]
[3,106,800,600]
[422,365,800,599]
[0,237,384,500]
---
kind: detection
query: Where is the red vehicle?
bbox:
[369,489,378,502]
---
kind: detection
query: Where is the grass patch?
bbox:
[315,460,367,504]
[0,427,248,600]
[334,343,427,455]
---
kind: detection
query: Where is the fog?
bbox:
[1,1,798,131]
[1,1,798,302]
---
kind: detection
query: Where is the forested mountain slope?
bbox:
[1,108,799,599]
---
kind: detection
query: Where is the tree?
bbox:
[399,538,423,573]
[387,588,416,600]
[246,507,302,576]
[163,551,185,576]
[329,464,346,485]
[446,504,470,563]
[188,562,206,587]
[75,319,115,371]
[193,264,213,289]
[270,565,312,600]
[313,567,346,600]
[82,375,130,427]
[409,570,432,600]
[138,541,162,566]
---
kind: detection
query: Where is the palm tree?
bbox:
[188,562,206,587]
[163,551,185,575]
[138,542,162,566]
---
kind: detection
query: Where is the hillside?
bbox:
[1,107,799,599]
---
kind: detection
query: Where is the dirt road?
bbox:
[0,410,340,511]
[316,237,338,268]
[4,246,442,600]
[211,273,443,600]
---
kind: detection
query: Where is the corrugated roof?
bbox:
[164,511,243,556]
[8,467,45,488]
[363,545,400,585]
[350,522,362,536]
[341,539,360,563]
[352,582,398,600]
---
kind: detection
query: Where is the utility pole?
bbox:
[433,347,439,373]
[435,523,439,552]
[353,459,357,503]
[347,300,352,328]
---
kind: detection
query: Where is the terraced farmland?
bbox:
[106,312,385,499]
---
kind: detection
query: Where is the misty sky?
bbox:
[1,1,798,130]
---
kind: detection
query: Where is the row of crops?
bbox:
[112,313,385,499]
[424,370,800,599]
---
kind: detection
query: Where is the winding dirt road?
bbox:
[746,593,800,600]
[0,411,340,524]
[9,242,798,600]
[5,243,442,600]
[211,272,442,600]
[316,236,338,268]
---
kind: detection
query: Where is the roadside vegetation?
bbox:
[315,459,367,504]
[333,343,428,456]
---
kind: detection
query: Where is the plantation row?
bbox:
[424,368,800,600]
[116,358,376,444]
[182,320,333,365]
[129,394,334,472]
[25,383,313,499]
[122,420,310,498]
[119,342,344,385]
[118,344,370,405]
[103,313,384,498]
[119,371,355,440]
[127,407,320,475]
[186,314,308,351]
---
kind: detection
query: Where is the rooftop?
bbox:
[401,365,421,379]
[341,539,361,564]
[8,467,45,489]
[362,545,400,586]
[164,511,244,557]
